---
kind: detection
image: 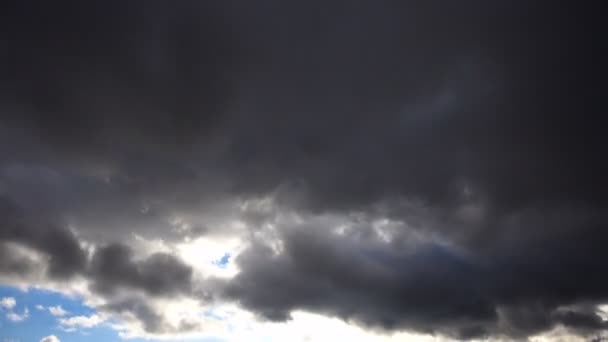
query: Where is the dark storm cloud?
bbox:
[0,197,86,279]
[0,0,240,242]
[224,216,608,339]
[1,1,603,216]
[89,243,193,296]
[0,197,199,334]
[0,196,195,299]
[0,242,40,277]
[0,0,606,339]
[0,1,236,157]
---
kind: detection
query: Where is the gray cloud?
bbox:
[0,242,42,278]
[89,243,193,297]
[0,197,86,279]
[223,214,608,339]
[102,296,204,334]
[103,297,167,333]
[0,194,198,338]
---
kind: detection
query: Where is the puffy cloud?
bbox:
[39,335,60,342]
[59,314,103,330]
[6,307,29,322]
[88,243,193,297]
[0,297,16,310]
[0,297,28,323]
[0,198,87,280]
[221,212,608,339]
[48,305,68,317]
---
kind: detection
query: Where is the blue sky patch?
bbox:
[0,285,227,342]
[0,285,132,342]
[212,253,231,269]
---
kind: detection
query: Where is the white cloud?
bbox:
[59,314,103,330]
[35,304,45,311]
[0,297,16,310]
[6,308,29,322]
[40,335,60,342]
[215,309,440,342]
[111,299,440,342]
[176,235,243,278]
[48,305,68,317]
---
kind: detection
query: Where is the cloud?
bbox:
[59,314,103,330]
[221,208,608,339]
[0,297,16,310]
[39,336,60,342]
[0,242,42,278]
[89,243,193,296]
[0,198,87,280]
[6,308,29,322]
[48,305,68,317]
[1,297,29,323]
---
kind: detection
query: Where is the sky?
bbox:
[0,1,606,341]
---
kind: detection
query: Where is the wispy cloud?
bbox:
[6,307,29,322]
[48,305,68,317]
[59,314,103,331]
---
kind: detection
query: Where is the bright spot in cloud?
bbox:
[177,236,242,278]
[212,253,231,269]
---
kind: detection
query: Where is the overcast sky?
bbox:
[0,1,606,341]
